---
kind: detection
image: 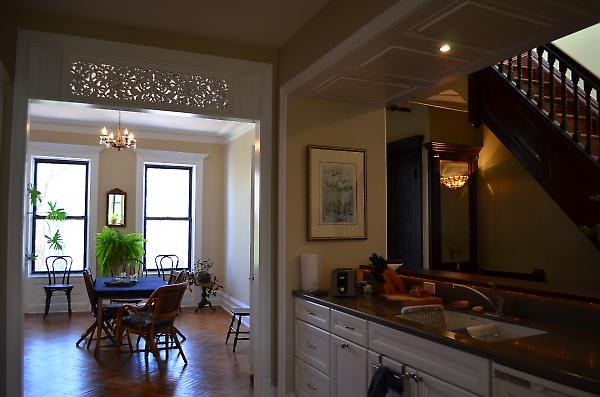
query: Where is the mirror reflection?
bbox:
[107,188,126,227]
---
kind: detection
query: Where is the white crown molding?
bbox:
[29,118,254,145]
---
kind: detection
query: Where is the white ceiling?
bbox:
[295,0,600,106]
[28,100,255,144]
[1,0,330,49]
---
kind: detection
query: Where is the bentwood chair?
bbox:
[115,283,188,364]
[155,254,180,281]
[76,269,123,349]
[43,255,75,320]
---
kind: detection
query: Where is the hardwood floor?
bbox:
[25,307,253,397]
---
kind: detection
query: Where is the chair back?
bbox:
[175,269,188,284]
[155,254,180,281]
[82,269,97,314]
[123,258,148,278]
[45,256,73,285]
[148,283,187,323]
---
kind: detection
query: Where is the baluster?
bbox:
[498,60,503,75]
[516,53,522,91]
[572,73,580,143]
[527,50,533,99]
[559,63,568,132]
[536,47,545,110]
[584,82,592,154]
[507,56,513,82]
[548,53,556,122]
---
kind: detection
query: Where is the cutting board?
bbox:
[381,293,443,307]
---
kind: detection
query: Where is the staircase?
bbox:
[469,43,600,239]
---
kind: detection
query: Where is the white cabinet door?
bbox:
[295,357,330,397]
[295,319,330,375]
[418,371,479,397]
[368,351,418,397]
[330,334,368,397]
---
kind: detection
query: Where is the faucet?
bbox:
[452,282,504,317]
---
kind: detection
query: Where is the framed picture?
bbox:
[307,145,367,240]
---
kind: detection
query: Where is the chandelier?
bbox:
[440,175,469,190]
[99,111,137,151]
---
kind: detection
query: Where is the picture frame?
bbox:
[307,145,367,240]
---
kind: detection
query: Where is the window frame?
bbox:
[29,158,90,275]
[142,163,194,270]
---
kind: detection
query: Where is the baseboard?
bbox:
[219,292,250,328]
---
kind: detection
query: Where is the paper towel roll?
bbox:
[300,254,319,291]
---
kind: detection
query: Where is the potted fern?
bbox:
[95,226,146,276]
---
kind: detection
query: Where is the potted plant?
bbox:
[95,226,145,276]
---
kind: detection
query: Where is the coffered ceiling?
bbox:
[294,0,600,106]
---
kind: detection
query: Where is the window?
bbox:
[30,159,89,273]
[143,164,193,270]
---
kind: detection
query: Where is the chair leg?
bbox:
[86,325,97,350]
[126,331,133,353]
[76,323,95,347]
[66,289,73,317]
[43,291,52,320]
[225,313,235,344]
[233,314,243,352]
[171,328,187,365]
[175,326,186,342]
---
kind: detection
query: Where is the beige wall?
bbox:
[478,127,600,293]
[429,107,482,147]
[224,130,255,306]
[386,105,430,143]
[554,23,600,77]
[284,97,386,390]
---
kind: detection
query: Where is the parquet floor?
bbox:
[24,307,253,397]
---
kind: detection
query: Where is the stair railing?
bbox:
[495,44,599,163]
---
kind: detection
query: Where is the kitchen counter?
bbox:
[293,290,600,394]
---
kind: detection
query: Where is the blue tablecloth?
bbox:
[93,277,166,300]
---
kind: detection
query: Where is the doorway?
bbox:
[5,31,273,396]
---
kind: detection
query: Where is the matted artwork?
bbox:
[307,145,367,240]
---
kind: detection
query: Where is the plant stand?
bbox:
[195,284,216,312]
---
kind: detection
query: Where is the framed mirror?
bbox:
[425,142,481,272]
[107,188,126,227]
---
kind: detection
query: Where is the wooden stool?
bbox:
[225,307,250,352]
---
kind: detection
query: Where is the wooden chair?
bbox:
[155,254,179,281]
[225,307,250,352]
[43,256,75,320]
[115,282,188,364]
[76,269,123,349]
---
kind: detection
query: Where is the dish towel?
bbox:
[368,365,404,397]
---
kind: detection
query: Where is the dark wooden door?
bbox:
[387,136,423,268]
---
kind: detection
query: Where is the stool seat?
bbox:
[226,308,250,352]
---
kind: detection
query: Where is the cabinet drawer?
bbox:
[295,297,330,331]
[369,322,490,396]
[295,319,330,375]
[331,309,368,347]
[295,357,330,397]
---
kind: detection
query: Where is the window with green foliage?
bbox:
[30,159,89,273]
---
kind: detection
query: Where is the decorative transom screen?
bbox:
[69,60,230,110]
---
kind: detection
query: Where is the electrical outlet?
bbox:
[423,281,436,295]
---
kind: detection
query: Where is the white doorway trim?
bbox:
[7,30,273,396]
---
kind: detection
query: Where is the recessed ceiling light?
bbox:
[439,43,451,53]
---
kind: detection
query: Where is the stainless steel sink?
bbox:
[395,309,547,342]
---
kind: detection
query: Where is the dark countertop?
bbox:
[293,290,600,394]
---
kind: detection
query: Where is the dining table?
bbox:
[92,276,166,356]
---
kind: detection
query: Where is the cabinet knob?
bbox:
[408,372,422,383]
[307,311,317,317]
[307,383,317,390]
[341,342,349,349]
[307,342,317,349]
[343,324,355,331]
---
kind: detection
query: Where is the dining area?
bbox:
[24,256,252,397]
